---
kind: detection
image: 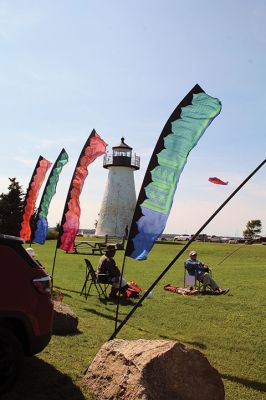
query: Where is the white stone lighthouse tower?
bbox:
[95,137,140,237]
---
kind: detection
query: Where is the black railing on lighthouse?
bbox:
[103,154,140,169]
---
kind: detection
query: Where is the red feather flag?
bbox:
[208,177,228,185]
[20,156,52,241]
[57,130,107,252]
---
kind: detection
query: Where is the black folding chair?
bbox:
[80,259,110,299]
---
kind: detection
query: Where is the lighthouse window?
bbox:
[114,150,131,157]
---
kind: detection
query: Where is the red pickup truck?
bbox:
[0,234,53,393]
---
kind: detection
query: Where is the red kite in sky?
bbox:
[208,177,228,185]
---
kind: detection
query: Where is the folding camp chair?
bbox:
[80,259,110,299]
[184,268,198,289]
[184,262,213,292]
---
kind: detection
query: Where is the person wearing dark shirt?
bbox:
[97,245,129,298]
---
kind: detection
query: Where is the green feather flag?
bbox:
[33,148,69,244]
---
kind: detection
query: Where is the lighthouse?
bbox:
[95,137,140,237]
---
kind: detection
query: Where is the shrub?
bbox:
[46,228,59,240]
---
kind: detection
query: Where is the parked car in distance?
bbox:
[209,235,222,243]
[0,234,53,393]
[228,239,238,244]
[173,234,191,241]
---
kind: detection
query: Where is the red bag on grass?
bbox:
[124,281,142,298]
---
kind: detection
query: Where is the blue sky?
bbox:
[0,0,265,237]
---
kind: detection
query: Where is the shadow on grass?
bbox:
[1,356,86,400]
[55,286,139,310]
[137,327,151,334]
[53,329,83,337]
[159,334,179,340]
[159,334,207,350]
[98,297,137,307]
[60,292,72,299]
[221,373,266,393]
[84,307,123,322]
[66,251,99,256]
[84,308,151,336]
[184,341,207,350]
[54,285,81,296]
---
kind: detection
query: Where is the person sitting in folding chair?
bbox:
[96,245,130,299]
[185,250,229,295]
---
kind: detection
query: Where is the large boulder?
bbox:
[53,301,79,335]
[83,339,224,400]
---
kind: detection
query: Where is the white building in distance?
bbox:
[95,137,140,237]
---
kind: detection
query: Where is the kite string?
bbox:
[217,245,243,266]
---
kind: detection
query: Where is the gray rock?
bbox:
[53,301,78,335]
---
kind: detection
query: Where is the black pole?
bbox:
[51,243,58,280]
[109,158,266,340]
[114,253,127,330]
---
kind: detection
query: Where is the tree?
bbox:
[243,220,262,240]
[0,178,24,236]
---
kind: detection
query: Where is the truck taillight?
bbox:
[32,276,52,295]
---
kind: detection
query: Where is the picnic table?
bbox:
[73,240,107,255]
[73,235,126,255]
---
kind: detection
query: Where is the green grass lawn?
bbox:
[3,241,266,400]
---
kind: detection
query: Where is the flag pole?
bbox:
[109,158,266,340]
[51,216,65,281]
[114,250,127,330]
[51,155,78,281]
[51,245,58,281]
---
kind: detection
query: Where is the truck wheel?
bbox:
[0,327,24,393]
